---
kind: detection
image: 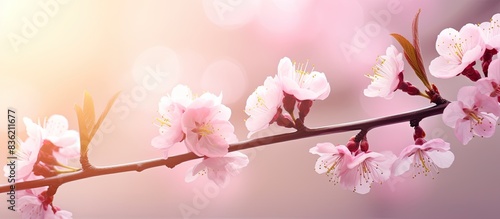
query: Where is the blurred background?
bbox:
[1,0,499,218]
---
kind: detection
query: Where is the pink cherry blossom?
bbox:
[277,57,331,101]
[309,143,353,185]
[364,45,404,99]
[393,138,454,178]
[185,151,249,186]
[341,151,396,194]
[476,59,500,100]
[245,76,284,137]
[151,85,193,157]
[429,24,485,78]
[3,115,80,180]
[18,189,72,219]
[479,13,500,50]
[443,86,500,145]
[182,93,237,157]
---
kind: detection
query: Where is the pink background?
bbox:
[1,0,499,218]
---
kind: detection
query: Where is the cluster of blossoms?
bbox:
[5,11,500,219]
[430,13,500,144]
[245,57,330,135]
[3,115,80,218]
[309,125,455,194]
[151,85,248,187]
[322,13,500,194]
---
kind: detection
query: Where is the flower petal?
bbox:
[455,119,473,145]
[427,150,455,169]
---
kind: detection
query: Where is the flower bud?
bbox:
[298,100,313,121]
[360,139,369,152]
[346,136,359,152]
[413,126,426,140]
[282,93,296,115]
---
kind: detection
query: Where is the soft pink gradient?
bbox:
[1,0,500,218]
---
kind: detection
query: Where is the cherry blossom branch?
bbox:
[0,102,448,193]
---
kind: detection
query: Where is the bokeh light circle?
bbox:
[131,46,181,94]
[201,58,248,105]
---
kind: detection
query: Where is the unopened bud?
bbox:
[276,113,295,128]
[360,139,369,152]
[282,93,296,115]
[413,126,426,140]
[298,100,313,121]
[414,138,426,145]
[346,138,359,152]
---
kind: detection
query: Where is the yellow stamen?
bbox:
[156,116,171,127]
[192,123,214,137]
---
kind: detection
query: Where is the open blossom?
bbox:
[341,151,396,194]
[309,143,353,185]
[36,115,80,160]
[429,24,485,78]
[393,138,454,178]
[476,59,500,101]
[152,85,238,158]
[3,115,79,180]
[245,76,284,137]
[479,13,500,49]
[309,143,396,194]
[277,57,330,101]
[18,189,72,219]
[151,85,193,157]
[182,93,237,157]
[443,86,500,145]
[364,45,404,99]
[185,151,249,186]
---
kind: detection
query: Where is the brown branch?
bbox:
[0,102,448,193]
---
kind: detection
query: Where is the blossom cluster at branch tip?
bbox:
[443,86,500,145]
[429,24,484,80]
[2,115,78,218]
[430,13,500,80]
[245,57,331,136]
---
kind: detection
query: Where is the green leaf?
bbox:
[83,91,96,136]
[411,9,431,90]
[75,91,121,168]
[74,104,90,155]
[390,33,431,90]
[89,91,121,140]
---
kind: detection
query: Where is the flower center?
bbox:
[411,150,439,179]
[452,42,464,60]
[359,162,374,183]
[320,155,344,185]
[192,122,214,137]
[256,95,267,108]
[366,56,386,82]
[463,108,483,124]
[294,60,316,85]
[156,116,171,127]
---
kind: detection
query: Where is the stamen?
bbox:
[463,108,483,124]
[155,116,172,127]
[192,123,214,137]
